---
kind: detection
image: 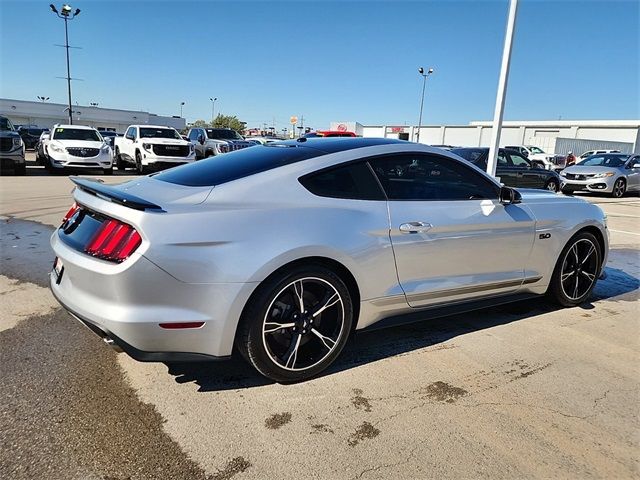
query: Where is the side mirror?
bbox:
[197,134,205,144]
[125,134,134,140]
[632,162,640,169]
[500,186,522,205]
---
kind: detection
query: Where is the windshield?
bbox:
[52,127,102,141]
[0,117,15,131]
[139,128,181,140]
[527,146,545,154]
[206,129,243,140]
[580,155,628,167]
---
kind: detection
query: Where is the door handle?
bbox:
[399,222,433,233]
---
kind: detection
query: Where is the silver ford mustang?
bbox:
[50,138,609,382]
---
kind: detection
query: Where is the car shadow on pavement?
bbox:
[165,264,638,391]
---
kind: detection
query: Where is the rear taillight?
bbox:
[62,202,79,225]
[85,218,142,263]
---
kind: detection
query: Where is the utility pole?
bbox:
[486,0,519,178]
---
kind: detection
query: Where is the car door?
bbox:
[507,151,541,188]
[368,152,536,308]
[492,150,517,186]
[625,155,640,191]
[121,127,136,159]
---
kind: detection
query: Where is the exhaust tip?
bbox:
[103,337,123,353]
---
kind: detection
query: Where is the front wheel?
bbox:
[611,178,626,198]
[237,265,353,383]
[135,151,145,175]
[548,231,601,307]
[545,179,559,193]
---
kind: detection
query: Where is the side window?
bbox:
[369,153,498,201]
[497,152,508,166]
[509,152,530,167]
[188,129,198,141]
[125,127,134,138]
[300,162,385,200]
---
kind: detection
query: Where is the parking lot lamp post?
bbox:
[37,96,50,102]
[210,97,217,125]
[180,102,185,118]
[416,67,434,144]
[50,4,80,125]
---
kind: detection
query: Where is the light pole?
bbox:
[416,67,434,143]
[50,4,80,125]
[209,97,217,125]
[180,101,185,118]
[90,102,98,107]
[37,96,50,102]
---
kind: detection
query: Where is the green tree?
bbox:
[213,114,246,133]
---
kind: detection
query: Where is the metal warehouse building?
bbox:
[0,98,186,133]
[333,120,640,154]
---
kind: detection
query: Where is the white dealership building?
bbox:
[333,120,640,154]
[0,98,185,132]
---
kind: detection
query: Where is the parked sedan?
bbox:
[451,147,561,192]
[50,138,607,382]
[560,153,640,197]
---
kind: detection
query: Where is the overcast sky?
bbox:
[1,0,638,130]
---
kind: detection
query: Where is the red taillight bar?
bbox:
[62,202,79,225]
[84,218,142,263]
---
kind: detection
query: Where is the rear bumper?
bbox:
[50,231,257,359]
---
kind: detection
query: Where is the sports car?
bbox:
[50,138,609,382]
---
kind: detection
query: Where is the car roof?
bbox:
[53,124,96,130]
[271,137,407,154]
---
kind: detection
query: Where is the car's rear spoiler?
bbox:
[70,177,165,212]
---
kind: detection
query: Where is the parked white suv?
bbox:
[114,125,195,174]
[44,125,113,174]
[504,145,563,171]
[187,127,253,159]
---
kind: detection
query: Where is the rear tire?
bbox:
[116,148,126,171]
[205,149,214,158]
[237,265,353,383]
[548,231,601,307]
[561,188,573,196]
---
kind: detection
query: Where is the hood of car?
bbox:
[562,165,622,175]
[141,138,190,145]
[0,131,20,139]
[52,140,105,149]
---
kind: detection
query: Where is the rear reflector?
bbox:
[85,218,142,263]
[159,322,205,329]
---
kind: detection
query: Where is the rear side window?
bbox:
[154,145,324,187]
[300,162,385,200]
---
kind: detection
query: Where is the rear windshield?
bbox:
[52,128,102,141]
[154,144,325,186]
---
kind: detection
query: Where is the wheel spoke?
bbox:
[311,328,337,350]
[264,322,295,334]
[573,275,580,299]
[311,292,341,318]
[580,270,596,282]
[581,245,596,265]
[561,270,575,282]
[292,280,305,313]
[571,243,580,264]
[283,334,302,369]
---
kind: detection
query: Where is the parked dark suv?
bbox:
[18,126,48,150]
[451,147,561,192]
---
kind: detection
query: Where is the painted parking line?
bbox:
[609,229,640,236]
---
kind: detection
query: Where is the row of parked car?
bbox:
[2,116,638,197]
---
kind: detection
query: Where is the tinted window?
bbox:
[451,148,485,163]
[206,129,243,140]
[300,162,385,200]
[188,129,200,141]
[369,153,498,201]
[140,128,181,140]
[155,145,325,187]
[1,117,15,131]
[509,152,530,167]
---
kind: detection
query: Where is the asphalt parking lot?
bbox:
[1,152,639,479]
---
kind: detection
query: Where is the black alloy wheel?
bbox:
[549,231,601,307]
[238,265,353,383]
